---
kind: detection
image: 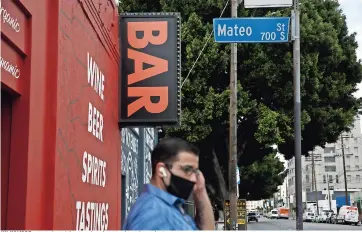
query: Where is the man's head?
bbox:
[151,137,199,197]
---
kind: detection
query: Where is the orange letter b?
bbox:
[127,21,168,49]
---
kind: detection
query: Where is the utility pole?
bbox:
[292,0,303,230]
[327,174,332,211]
[311,153,319,215]
[314,170,319,214]
[229,0,238,230]
[341,135,349,205]
[286,179,289,208]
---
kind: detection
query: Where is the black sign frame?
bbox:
[119,12,181,127]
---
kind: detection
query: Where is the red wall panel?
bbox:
[55,0,120,230]
[1,0,120,229]
[1,0,31,229]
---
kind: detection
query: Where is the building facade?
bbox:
[120,127,158,225]
[274,179,289,208]
[287,117,362,208]
[1,0,181,230]
[1,0,121,229]
[246,200,264,211]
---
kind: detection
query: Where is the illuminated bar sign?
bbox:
[119,13,181,126]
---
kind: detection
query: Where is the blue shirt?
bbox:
[123,184,199,230]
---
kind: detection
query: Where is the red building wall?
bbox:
[1,0,121,229]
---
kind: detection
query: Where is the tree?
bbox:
[119,0,362,207]
[239,153,287,200]
[256,0,362,158]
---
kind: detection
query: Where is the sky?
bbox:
[339,0,362,131]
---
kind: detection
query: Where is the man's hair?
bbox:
[151,137,199,174]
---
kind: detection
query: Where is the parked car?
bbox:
[319,210,334,223]
[318,212,328,223]
[336,206,359,225]
[248,212,259,222]
[313,215,322,223]
[303,212,315,222]
[326,213,337,224]
[270,210,279,219]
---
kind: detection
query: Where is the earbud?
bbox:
[159,167,167,177]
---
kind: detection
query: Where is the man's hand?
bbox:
[193,171,215,230]
[193,171,206,197]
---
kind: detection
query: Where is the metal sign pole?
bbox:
[292,0,303,230]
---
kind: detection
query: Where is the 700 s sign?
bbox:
[119,13,181,127]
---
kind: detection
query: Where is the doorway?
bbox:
[1,91,13,229]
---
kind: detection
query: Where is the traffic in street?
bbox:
[247,217,361,230]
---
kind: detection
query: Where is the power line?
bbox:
[180,0,230,89]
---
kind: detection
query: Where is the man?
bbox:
[123,137,215,230]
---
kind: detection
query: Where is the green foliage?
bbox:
[119,0,362,204]
[239,153,287,200]
[255,104,286,146]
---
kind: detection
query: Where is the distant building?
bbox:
[274,178,288,208]
[246,200,264,211]
[275,153,289,208]
[286,117,362,208]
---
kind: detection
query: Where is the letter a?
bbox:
[128,49,168,85]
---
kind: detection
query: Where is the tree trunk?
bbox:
[211,147,228,200]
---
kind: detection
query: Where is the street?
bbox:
[247,217,361,230]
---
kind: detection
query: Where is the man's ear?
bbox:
[155,163,167,178]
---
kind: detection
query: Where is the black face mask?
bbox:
[164,171,195,200]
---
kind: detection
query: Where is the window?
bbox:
[354,147,358,154]
[323,175,326,183]
[346,165,351,171]
[336,175,339,183]
[357,175,361,183]
[306,175,310,183]
[344,146,350,153]
[324,157,336,163]
[306,188,311,192]
[325,166,336,172]
[356,165,360,170]
[324,147,335,154]
[356,156,359,163]
[347,175,351,183]
[306,165,309,171]
[329,175,333,183]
